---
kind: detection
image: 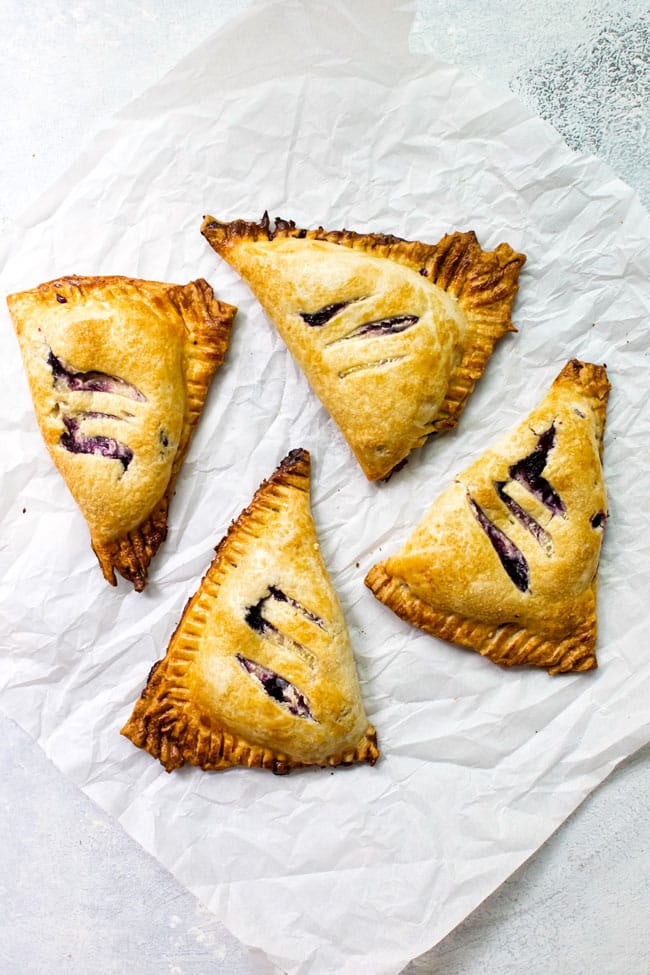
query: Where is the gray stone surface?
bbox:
[1,2,648,973]
[1,718,254,975]
[412,0,650,207]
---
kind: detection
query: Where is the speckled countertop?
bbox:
[1,2,648,973]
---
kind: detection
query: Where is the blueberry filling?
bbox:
[468,493,530,592]
[494,481,551,548]
[245,597,276,638]
[266,585,324,628]
[236,654,314,719]
[60,415,133,471]
[48,350,146,402]
[340,314,418,340]
[300,301,353,327]
[508,423,566,517]
[590,510,607,529]
[245,586,324,635]
[55,294,67,303]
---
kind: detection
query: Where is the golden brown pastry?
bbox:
[122,448,379,773]
[201,213,525,480]
[8,275,236,590]
[366,360,610,674]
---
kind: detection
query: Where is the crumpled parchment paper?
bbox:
[1,2,649,973]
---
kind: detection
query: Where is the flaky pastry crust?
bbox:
[366,360,610,674]
[201,213,525,480]
[122,448,379,773]
[8,275,236,590]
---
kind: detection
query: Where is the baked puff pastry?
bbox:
[366,360,610,674]
[122,448,379,773]
[201,213,526,480]
[7,275,236,591]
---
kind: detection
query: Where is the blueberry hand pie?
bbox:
[201,213,525,480]
[122,448,379,773]
[366,361,610,674]
[7,275,236,590]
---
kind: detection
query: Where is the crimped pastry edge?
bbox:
[201,214,526,479]
[364,358,611,675]
[365,563,598,675]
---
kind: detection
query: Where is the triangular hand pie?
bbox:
[122,448,379,773]
[366,361,610,674]
[8,275,236,590]
[201,213,525,480]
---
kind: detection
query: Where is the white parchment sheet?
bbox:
[1,2,649,973]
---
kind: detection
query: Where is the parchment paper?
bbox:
[1,2,649,973]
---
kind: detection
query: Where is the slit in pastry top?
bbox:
[467,492,530,593]
[508,422,566,517]
[244,584,325,668]
[48,350,142,473]
[236,654,315,721]
[48,349,147,401]
[60,414,133,473]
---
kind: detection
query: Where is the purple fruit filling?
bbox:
[344,314,418,340]
[590,510,607,529]
[299,300,353,327]
[245,597,277,638]
[55,294,67,304]
[509,422,566,517]
[246,586,324,634]
[494,481,551,548]
[468,493,530,592]
[60,415,132,471]
[267,585,324,628]
[236,654,313,719]
[48,350,146,402]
